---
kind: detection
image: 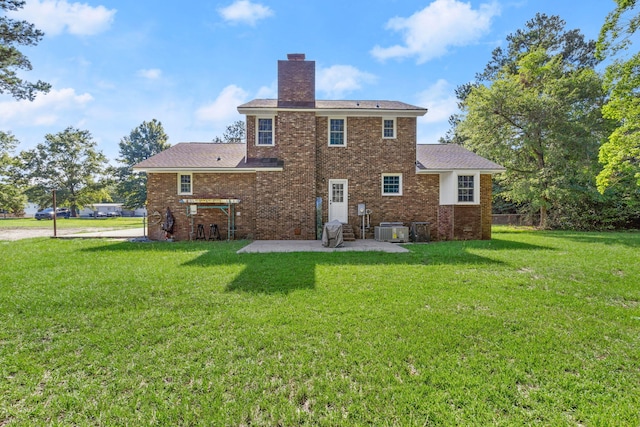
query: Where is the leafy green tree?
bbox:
[0,130,26,213]
[212,120,245,143]
[20,127,110,215]
[596,0,640,193]
[1,0,51,100]
[454,14,609,229]
[115,119,170,209]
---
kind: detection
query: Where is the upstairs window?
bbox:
[458,175,474,202]
[329,118,346,146]
[382,173,403,196]
[257,117,274,146]
[383,118,396,139]
[178,173,192,195]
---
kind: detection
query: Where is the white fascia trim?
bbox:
[132,168,282,173]
[416,168,506,174]
[316,109,426,118]
[238,107,427,117]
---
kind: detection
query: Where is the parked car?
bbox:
[35,207,70,220]
[107,211,121,217]
[89,211,107,218]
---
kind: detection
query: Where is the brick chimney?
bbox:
[277,53,315,108]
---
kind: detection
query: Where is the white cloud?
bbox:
[195,85,249,124]
[0,88,93,126]
[417,79,459,124]
[371,0,500,64]
[256,83,277,99]
[317,65,377,99]
[218,0,274,26]
[137,69,162,80]
[14,0,116,36]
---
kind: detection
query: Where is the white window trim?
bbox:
[381,173,403,196]
[328,117,347,147]
[255,116,275,146]
[456,173,479,204]
[382,117,396,139]
[177,172,193,195]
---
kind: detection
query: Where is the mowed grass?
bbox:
[0,217,144,229]
[0,228,638,426]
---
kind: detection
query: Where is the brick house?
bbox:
[134,54,504,242]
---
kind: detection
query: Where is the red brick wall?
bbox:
[438,205,454,241]
[146,119,495,242]
[246,115,282,160]
[435,174,493,241]
[316,116,438,239]
[277,58,315,108]
[146,172,256,241]
[453,205,482,240]
[254,111,317,239]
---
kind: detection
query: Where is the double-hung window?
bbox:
[382,173,402,196]
[257,117,274,146]
[382,118,396,139]
[329,118,346,146]
[458,175,474,202]
[178,173,192,195]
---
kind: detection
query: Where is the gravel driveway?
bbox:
[0,228,144,241]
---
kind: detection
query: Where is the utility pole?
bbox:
[52,189,57,238]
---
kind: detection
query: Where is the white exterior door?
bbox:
[328,179,348,223]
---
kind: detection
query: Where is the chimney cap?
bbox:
[287,53,306,61]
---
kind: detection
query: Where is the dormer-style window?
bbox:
[382,118,396,139]
[329,118,346,146]
[256,117,274,146]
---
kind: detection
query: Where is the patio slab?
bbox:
[237,239,410,254]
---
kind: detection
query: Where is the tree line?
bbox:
[442,4,639,229]
[0,119,245,216]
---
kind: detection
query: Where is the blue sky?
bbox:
[2,0,616,162]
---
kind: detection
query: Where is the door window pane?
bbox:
[332,183,344,203]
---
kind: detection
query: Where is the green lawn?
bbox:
[0,217,144,229]
[0,228,638,426]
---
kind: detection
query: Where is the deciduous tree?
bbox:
[454,14,610,228]
[115,119,170,209]
[20,127,109,215]
[212,120,246,143]
[0,130,26,213]
[596,0,640,193]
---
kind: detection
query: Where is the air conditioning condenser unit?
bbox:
[374,226,409,243]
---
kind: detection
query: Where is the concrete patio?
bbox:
[236,239,410,253]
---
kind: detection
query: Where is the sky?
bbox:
[2,0,617,162]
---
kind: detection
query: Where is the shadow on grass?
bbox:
[81,237,551,294]
[550,231,640,248]
[494,228,640,248]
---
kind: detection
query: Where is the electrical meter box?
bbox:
[357,203,366,216]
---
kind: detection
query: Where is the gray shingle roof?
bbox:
[416,144,505,172]
[133,143,284,170]
[134,142,503,173]
[238,99,426,111]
